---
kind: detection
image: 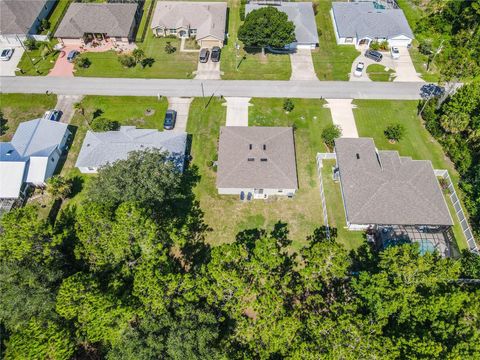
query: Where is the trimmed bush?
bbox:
[321,124,342,149]
[384,123,406,142]
[283,98,294,112]
[90,117,120,132]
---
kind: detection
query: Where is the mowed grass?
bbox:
[311,0,360,80]
[16,40,60,76]
[0,94,57,141]
[353,100,468,249]
[221,0,292,80]
[74,35,198,79]
[188,97,342,249]
[367,64,396,82]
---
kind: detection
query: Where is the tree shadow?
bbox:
[307,226,338,244]
[235,228,266,252]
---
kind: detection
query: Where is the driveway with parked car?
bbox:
[194,47,222,79]
[0,46,24,76]
[166,97,193,132]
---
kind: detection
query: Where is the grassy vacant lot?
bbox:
[311,0,360,80]
[0,94,57,141]
[16,40,60,76]
[75,35,198,79]
[367,64,396,82]
[353,100,467,249]
[188,97,342,249]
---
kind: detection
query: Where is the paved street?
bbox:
[0,76,428,99]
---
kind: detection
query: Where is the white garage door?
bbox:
[388,37,412,47]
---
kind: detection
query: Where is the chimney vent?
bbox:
[356,153,360,160]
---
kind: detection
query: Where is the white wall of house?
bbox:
[218,187,297,198]
[78,166,99,174]
[387,35,412,47]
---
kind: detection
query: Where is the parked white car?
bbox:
[0,48,14,61]
[354,62,365,77]
[390,47,400,59]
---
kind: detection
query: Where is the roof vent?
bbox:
[260,158,268,162]
[86,143,90,147]
[263,144,266,150]
[247,157,255,162]
[356,153,360,160]
[6,150,13,156]
[249,144,252,150]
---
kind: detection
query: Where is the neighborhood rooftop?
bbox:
[335,138,453,226]
[216,126,298,190]
[55,2,138,38]
[151,1,227,41]
[245,2,319,46]
[0,0,49,35]
[75,126,187,171]
[331,1,413,40]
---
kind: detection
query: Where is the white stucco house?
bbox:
[245,2,319,50]
[216,126,298,199]
[150,1,227,48]
[331,1,414,48]
[0,0,55,46]
[0,118,70,200]
[75,126,187,174]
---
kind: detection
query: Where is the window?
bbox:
[345,37,353,43]
[247,158,255,162]
[190,29,197,35]
[87,167,96,171]
[6,150,13,156]
[278,189,283,193]
[169,29,177,34]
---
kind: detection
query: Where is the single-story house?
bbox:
[334,138,453,231]
[0,0,55,46]
[75,126,187,174]
[331,1,414,48]
[0,118,70,200]
[150,1,227,48]
[216,126,298,199]
[245,2,319,50]
[55,2,140,46]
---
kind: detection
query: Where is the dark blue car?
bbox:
[67,50,79,63]
[163,109,177,130]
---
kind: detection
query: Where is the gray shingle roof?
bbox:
[0,0,49,35]
[151,1,227,41]
[217,126,298,189]
[334,138,453,226]
[55,3,138,38]
[245,2,319,45]
[75,126,187,171]
[331,2,413,40]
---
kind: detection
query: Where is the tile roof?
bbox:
[0,0,49,35]
[331,1,413,40]
[334,138,453,226]
[245,2,319,45]
[151,1,227,41]
[55,2,138,38]
[217,126,298,189]
[75,126,187,171]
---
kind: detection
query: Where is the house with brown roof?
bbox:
[151,1,227,48]
[216,127,298,199]
[55,2,140,47]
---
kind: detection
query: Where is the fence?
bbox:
[316,153,337,240]
[434,169,479,254]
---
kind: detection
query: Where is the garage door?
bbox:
[388,38,412,47]
[200,39,221,48]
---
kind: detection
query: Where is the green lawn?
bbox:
[135,0,155,43]
[0,94,57,141]
[321,160,364,250]
[220,0,292,80]
[188,97,347,249]
[16,40,60,76]
[353,100,468,250]
[366,64,396,82]
[74,35,198,78]
[43,0,72,35]
[311,0,360,80]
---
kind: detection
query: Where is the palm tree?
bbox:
[46,175,72,201]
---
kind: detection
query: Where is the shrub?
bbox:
[384,123,406,142]
[40,19,50,31]
[141,57,155,68]
[90,117,120,132]
[118,55,136,68]
[24,39,39,50]
[283,98,294,112]
[164,41,176,54]
[379,40,389,50]
[322,124,342,149]
[418,40,433,55]
[76,56,91,68]
[369,41,380,51]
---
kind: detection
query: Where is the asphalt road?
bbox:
[0,76,427,100]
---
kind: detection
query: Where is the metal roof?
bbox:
[75,126,187,171]
[55,2,138,38]
[216,126,298,190]
[245,2,319,45]
[334,138,453,226]
[331,2,414,40]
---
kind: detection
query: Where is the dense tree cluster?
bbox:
[414,0,480,79]
[1,149,479,359]
[422,82,480,235]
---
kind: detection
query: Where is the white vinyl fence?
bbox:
[316,153,337,239]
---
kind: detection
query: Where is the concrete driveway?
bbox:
[55,95,83,124]
[194,57,221,80]
[393,47,423,82]
[350,50,395,82]
[324,99,358,138]
[0,46,24,76]
[224,97,251,126]
[167,97,192,132]
[290,49,317,80]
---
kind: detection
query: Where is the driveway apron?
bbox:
[289,49,317,80]
[324,99,359,138]
[224,97,251,126]
[167,97,193,132]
